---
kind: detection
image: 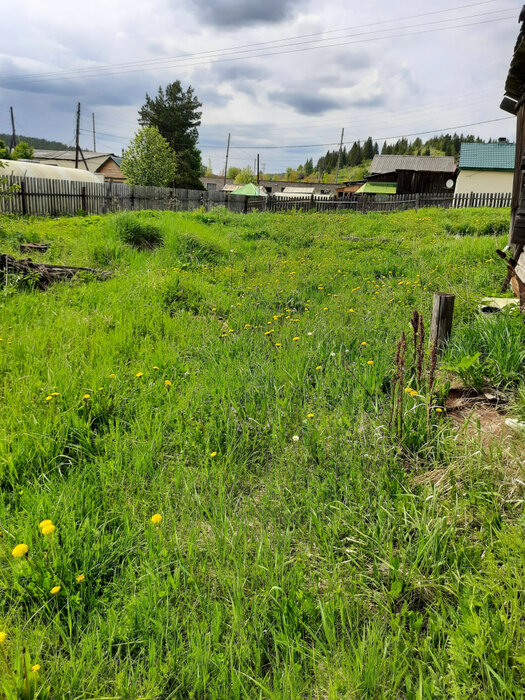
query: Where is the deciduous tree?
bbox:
[121,126,177,187]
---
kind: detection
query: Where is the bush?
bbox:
[113,212,163,250]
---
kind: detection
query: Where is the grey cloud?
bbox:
[269,90,341,115]
[211,62,268,82]
[0,58,152,106]
[198,87,232,108]
[194,0,301,27]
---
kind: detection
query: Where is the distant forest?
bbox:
[0,134,70,151]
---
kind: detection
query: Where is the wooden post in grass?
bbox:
[430,292,455,353]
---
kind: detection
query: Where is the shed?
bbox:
[455,142,515,195]
[0,158,104,183]
[230,183,267,197]
[368,155,456,194]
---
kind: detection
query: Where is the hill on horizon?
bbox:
[0,133,70,151]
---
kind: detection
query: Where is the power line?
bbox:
[0,0,506,85]
[223,117,514,150]
[0,9,514,86]
[91,116,513,154]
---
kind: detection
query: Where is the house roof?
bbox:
[32,149,117,161]
[282,186,315,194]
[369,155,456,174]
[355,181,397,195]
[459,142,516,171]
[230,183,267,196]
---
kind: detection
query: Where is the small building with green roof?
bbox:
[455,141,515,195]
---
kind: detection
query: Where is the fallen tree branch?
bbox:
[0,253,112,289]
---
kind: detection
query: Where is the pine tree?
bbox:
[139,81,203,189]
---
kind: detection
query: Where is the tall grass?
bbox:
[0,207,524,697]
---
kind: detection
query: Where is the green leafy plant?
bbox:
[442,352,486,390]
[113,212,163,249]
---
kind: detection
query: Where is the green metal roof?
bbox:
[230,183,267,196]
[459,142,515,171]
[355,181,397,194]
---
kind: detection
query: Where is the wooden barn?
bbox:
[365,154,457,195]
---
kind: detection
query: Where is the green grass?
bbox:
[0,206,524,698]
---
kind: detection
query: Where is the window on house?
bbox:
[207,183,217,191]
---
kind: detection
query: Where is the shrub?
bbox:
[113,212,163,250]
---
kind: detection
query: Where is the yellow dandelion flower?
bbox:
[435,408,443,413]
[164,379,172,387]
[323,307,328,311]
[361,342,367,346]
[0,631,6,644]
[275,342,282,347]
[31,664,40,673]
[83,394,90,400]
[349,308,355,313]
[11,543,28,558]
[109,373,116,378]
[50,586,61,595]
[404,387,413,393]
[264,330,274,335]
[45,396,53,402]
[41,524,55,536]
[75,573,85,583]
[151,513,163,525]
[210,451,217,458]
[135,372,144,378]
[38,519,53,531]
[316,366,322,370]
[307,413,314,418]
[153,366,159,370]
[51,392,60,396]
[410,390,418,397]
[293,337,300,341]
[367,360,374,365]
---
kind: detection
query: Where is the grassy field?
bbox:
[1,206,525,698]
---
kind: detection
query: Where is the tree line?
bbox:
[311,133,487,178]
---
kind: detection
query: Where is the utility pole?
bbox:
[9,107,17,153]
[334,127,344,185]
[75,102,81,168]
[92,112,96,152]
[74,103,89,170]
[257,154,260,185]
[223,132,230,186]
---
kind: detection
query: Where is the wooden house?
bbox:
[455,141,515,195]
[32,150,125,183]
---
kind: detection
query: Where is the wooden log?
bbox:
[429,293,455,353]
[0,254,111,289]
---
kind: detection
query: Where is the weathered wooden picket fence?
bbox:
[0,175,512,217]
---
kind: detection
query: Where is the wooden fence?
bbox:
[0,175,512,217]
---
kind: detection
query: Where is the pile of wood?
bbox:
[0,253,111,289]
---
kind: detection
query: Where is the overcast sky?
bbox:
[0,0,520,173]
